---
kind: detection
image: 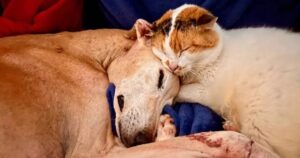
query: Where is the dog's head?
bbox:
[108,28,180,147]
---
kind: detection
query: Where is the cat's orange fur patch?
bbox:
[175,6,212,23]
[152,10,173,51]
[152,6,219,54]
[170,7,218,54]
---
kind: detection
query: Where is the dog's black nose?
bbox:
[133,132,149,145]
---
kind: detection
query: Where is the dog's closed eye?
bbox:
[117,95,124,112]
[158,69,164,89]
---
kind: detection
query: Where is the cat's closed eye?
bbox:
[178,47,191,57]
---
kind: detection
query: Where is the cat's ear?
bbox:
[197,13,218,29]
[125,19,153,41]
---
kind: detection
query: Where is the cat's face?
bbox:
[151,4,219,76]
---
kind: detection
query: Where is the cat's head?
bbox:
[127,4,222,76]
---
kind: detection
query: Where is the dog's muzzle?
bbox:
[119,122,154,147]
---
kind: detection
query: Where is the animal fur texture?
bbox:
[0,28,276,158]
[132,4,300,158]
[0,29,180,157]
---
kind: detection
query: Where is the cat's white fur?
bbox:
[152,5,300,158]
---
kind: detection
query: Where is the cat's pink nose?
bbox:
[168,62,178,72]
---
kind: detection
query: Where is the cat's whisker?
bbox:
[186,69,200,78]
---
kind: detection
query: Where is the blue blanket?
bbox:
[93,0,300,31]
[106,84,224,136]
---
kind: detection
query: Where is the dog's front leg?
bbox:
[155,114,176,142]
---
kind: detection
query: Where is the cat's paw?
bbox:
[155,114,176,142]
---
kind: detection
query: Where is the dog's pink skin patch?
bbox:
[188,133,223,148]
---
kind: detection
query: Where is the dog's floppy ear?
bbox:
[125,19,153,41]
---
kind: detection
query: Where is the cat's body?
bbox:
[177,26,300,158]
[136,4,300,158]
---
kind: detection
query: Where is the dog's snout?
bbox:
[119,128,153,147]
[117,109,157,147]
[133,132,149,145]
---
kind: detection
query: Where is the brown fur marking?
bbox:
[152,6,219,55]
[151,10,173,52]
[170,7,218,54]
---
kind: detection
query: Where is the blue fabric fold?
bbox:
[106,83,224,137]
[106,83,117,136]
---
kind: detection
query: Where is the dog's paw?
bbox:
[223,120,239,132]
[155,114,176,142]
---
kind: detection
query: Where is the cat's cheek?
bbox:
[178,57,190,69]
[177,58,194,75]
[182,66,192,75]
[176,68,188,76]
[185,65,192,72]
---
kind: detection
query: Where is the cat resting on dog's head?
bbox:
[127,4,300,158]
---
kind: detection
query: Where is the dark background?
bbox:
[83,0,300,31]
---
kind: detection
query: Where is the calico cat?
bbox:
[128,4,300,158]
